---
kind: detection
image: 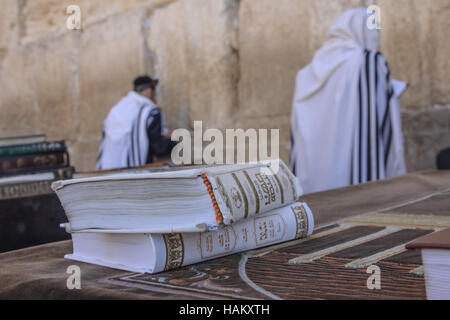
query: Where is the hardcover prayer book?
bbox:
[64,201,314,274]
[53,160,302,233]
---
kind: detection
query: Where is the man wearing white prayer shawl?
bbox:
[97,76,176,170]
[290,7,407,194]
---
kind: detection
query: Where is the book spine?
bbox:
[0,167,74,200]
[0,180,54,200]
[153,202,314,274]
[207,161,302,225]
[0,135,46,147]
[52,166,75,180]
[0,141,66,157]
[0,152,69,176]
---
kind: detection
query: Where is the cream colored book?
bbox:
[406,229,450,300]
[65,201,314,274]
[52,160,302,233]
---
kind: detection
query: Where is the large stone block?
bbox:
[0,5,159,171]
[77,9,150,140]
[20,0,175,42]
[378,0,450,110]
[0,0,21,49]
[0,33,80,145]
[148,0,239,130]
[68,138,102,172]
[0,47,40,138]
[29,35,81,142]
[237,0,366,119]
[402,105,450,171]
[1,0,449,174]
[236,115,292,165]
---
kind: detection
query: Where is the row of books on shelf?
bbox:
[0,134,74,200]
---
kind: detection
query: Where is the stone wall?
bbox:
[0,0,448,172]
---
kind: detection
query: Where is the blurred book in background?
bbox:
[0,134,74,253]
[407,228,450,300]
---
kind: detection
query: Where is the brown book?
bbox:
[0,152,69,176]
[406,228,450,250]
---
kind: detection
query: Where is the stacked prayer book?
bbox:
[52,160,315,274]
[0,134,74,200]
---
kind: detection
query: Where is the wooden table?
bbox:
[1,171,449,300]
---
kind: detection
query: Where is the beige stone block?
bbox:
[0,0,22,49]
[20,0,176,42]
[1,0,448,175]
[0,33,80,145]
[77,9,150,140]
[236,115,292,166]
[0,48,40,138]
[148,1,191,130]
[402,106,450,135]
[404,132,450,172]
[237,0,364,119]
[68,138,102,172]
[378,0,450,110]
[30,35,81,142]
[148,0,239,130]
[401,105,450,171]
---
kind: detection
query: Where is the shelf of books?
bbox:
[0,135,74,253]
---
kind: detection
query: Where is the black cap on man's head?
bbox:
[134,76,159,92]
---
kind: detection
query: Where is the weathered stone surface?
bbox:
[0,34,80,151]
[20,0,175,42]
[148,0,239,130]
[236,115,292,165]
[237,0,366,119]
[0,0,449,173]
[78,9,150,139]
[0,0,21,49]
[68,138,102,173]
[0,46,40,137]
[402,105,450,171]
[237,0,450,172]
[378,0,450,109]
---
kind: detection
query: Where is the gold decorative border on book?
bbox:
[231,173,249,219]
[243,170,260,215]
[268,167,284,204]
[163,233,185,272]
[253,213,287,247]
[198,226,238,259]
[0,180,53,200]
[291,205,309,239]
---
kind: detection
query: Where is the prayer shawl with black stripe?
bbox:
[290,7,407,194]
[96,91,158,170]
